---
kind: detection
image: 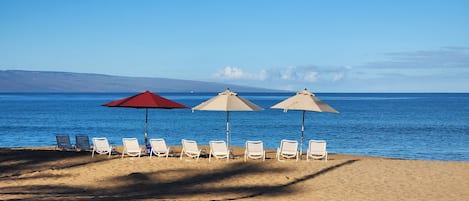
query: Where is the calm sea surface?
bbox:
[0,93,468,161]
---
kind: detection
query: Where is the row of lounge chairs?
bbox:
[277,139,328,161]
[56,134,91,151]
[56,135,327,161]
[177,139,328,161]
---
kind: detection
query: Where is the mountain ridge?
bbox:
[0,70,281,93]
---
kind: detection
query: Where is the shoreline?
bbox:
[1,147,469,200]
[1,146,466,163]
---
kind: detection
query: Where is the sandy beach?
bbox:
[1,146,469,201]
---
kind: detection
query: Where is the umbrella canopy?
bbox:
[271,88,338,159]
[192,88,263,149]
[102,90,188,144]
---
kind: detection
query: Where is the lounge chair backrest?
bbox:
[246,141,263,155]
[280,140,298,155]
[245,140,265,161]
[93,137,111,154]
[56,134,73,150]
[209,140,229,161]
[75,134,91,151]
[180,139,201,160]
[149,138,170,159]
[91,137,113,158]
[123,138,140,152]
[309,140,326,155]
[150,138,168,153]
[182,139,199,155]
[210,141,228,155]
[307,140,328,161]
[122,138,142,158]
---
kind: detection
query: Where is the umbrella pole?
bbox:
[300,110,305,160]
[145,108,148,144]
[226,111,230,150]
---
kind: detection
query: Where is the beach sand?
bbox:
[1,146,469,201]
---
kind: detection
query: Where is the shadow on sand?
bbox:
[0,149,358,200]
[0,149,114,178]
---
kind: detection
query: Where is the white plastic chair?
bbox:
[75,134,91,151]
[180,139,202,160]
[307,140,328,161]
[149,138,170,159]
[56,134,74,151]
[122,138,143,159]
[277,139,299,161]
[92,137,113,158]
[209,140,229,162]
[244,140,265,162]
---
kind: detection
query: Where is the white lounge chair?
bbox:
[307,140,328,161]
[122,138,143,159]
[244,140,265,162]
[180,139,202,160]
[92,137,113,158]
[277,139,299,161]
[75,134,91,151]
[149,138,170,159]
[209,140,229,162]
[56,134,74,151]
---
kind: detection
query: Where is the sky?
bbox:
[1,0,469,92]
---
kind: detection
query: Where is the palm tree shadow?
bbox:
[0,149,116,179]
[229,159,359,200]
[1,158,359,201]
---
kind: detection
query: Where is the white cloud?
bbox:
[213,65,350,84]
[364,47,469,70]
[280,66,294,80]
[275,65,348,82]
[215,66,244,79]
[213,66,267,80]
[258,69,267,81]
[332,72,344,82]
[303,71,319,82]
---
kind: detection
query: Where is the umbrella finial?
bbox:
[221,88,237,96]
[298,88,314,96]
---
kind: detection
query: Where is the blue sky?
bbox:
[1,0,468,92]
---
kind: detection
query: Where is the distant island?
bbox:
[0,70,281,93]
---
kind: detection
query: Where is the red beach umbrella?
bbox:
[102,90,188,144]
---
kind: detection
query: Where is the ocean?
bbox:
[0,92,468,161]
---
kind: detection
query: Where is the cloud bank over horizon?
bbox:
[211,47,469,92]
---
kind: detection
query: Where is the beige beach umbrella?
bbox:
[192,88,263,149]
[271,88,339,159]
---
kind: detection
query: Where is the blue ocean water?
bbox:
[0,93,468,161]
